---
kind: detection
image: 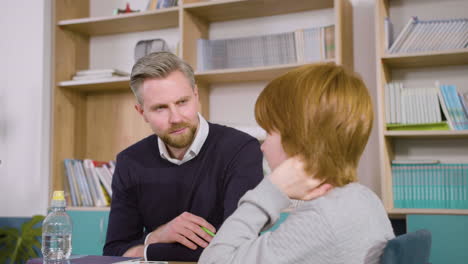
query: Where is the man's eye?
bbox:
[178,100,187,105]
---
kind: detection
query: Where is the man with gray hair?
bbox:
[103,52,263,261]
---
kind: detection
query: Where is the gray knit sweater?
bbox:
[199,178,395,264]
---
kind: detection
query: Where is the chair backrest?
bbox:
[380,229,432,264]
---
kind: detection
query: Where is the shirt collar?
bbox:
[157,113,209,165]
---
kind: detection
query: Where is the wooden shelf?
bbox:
[195,61,333,83]
[381,49,468,68]
[59,77,130,92]
[388,208,468,216]
[183,0,333,22]
[59,62,333,90]
[384,130,468,139]
[58,7,179,36]
[67,207,110,212]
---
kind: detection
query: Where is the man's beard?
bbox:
[160,122,197,148]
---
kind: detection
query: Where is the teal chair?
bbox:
[380,229,432,264]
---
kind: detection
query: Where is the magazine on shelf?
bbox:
[71,69,129,81]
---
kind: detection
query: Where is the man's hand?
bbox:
[269,157,333,200]
[145,212,216,250]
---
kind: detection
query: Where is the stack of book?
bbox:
[385,82,468,130]
[71,69,129,81]
[392,160,468,209]
[197,25,335,71]
[386,17,468,54]
[63,159,115,207]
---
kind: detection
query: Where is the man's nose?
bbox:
[169,106,183,123]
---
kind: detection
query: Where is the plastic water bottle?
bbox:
[42,190,73,261]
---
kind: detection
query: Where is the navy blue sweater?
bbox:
[103,123,264,261]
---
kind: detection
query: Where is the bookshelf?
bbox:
[57,7,180,35]
[52,0,353,211]
[375,0,468,215]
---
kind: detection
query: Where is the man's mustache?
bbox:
[169,122,192,133]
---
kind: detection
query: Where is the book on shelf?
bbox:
[73,159,94,206]
[388,17,468,54]
[384,17,394,51]
[323,25,335,60]
[83,159,108,207]
[71,69,129,81]
[146,0,158,10]
[459,90,468,117]
[64,159,79,206]
[146,0,179,10]
[391,162,468,209]
[438,83,468,130]
[384,81,468,131]
[197,25,335,71]
[388,16,417,54]
[157,0,179,9]
[435,83,456,130]
[96,164,113,197]
[63,159,114,207]
[300,25,335,62]
[75,69,129,76]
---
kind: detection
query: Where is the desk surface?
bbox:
[27,255,196,264]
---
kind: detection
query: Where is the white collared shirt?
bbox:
[157,112,209,165]
[144,113,209,260]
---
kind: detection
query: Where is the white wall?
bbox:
[0,0,51,217]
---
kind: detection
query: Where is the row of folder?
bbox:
[392,162,468,209]
[197,25,335,71]
[387,17,468,53]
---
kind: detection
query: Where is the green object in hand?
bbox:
[201,226,215,237]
